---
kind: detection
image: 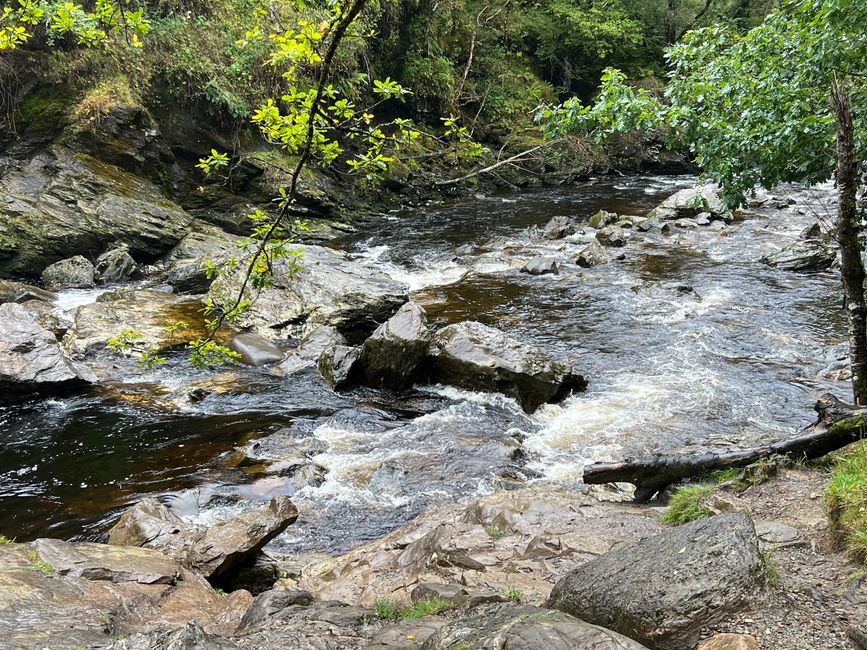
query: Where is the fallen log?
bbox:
[583,392,867,502]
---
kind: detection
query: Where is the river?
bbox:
[0,175,849,554]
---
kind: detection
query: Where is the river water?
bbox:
[0,175,849,553]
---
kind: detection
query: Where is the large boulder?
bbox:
[0,302,95,404]
[108,496,299,579]
[208,245,408,342]
[356,302,432,390]
[162,226,243,293]
[423,321,586,412]
[648,185,733,222]
[761,238,836,271]
[41,255,95,289]
[546,513,766,650]
[94,245,139,283]
[421,603,648,649]
[0,145,193,277]
[541,215,577,240]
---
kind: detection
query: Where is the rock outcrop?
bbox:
[108,496,299,579]
[0,302,95,403]
[546,513,766,650]
[422,321,586,412]
[162,226,243,293]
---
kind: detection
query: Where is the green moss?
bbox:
[373,597,453,621]
[661,485,715,526]
[17,89,70,127]
[825,440,867,564]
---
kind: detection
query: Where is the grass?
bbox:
[661,484,715,526]
[825,440,867,563]
[761,549,781,587]
[504,586,523,604]
[26,549,55,574]
[702,467,742,484]
[0,534,14,544]
[373,597,453,621]
[484,524,507,540]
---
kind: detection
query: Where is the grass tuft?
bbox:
[484,524,506,540]
[373,597,453,621]
[26,549,55,574]
[504,586,523,603]
[761,549,780,587]
[0,534,14,544]
[661,485,715,526]
[826,440,867,564]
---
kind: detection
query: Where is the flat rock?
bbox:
[754,520,805,550]
[31,538,180,584]
[420,603,648,649]
[761,239,836,271]
[547,513,766,650]
[230,333,284,366]
[370,618,449,648]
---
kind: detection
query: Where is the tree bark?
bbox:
[832,81,867,405]
[582,393,867,501]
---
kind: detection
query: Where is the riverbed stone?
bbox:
[357,301,432,390]
[521,255,559,275]
[546,513,766,650]
[208,245,408,342]
[108,496,299,579]
[596,224,630,247]
[0,302,95,403]
[95,245,139,283]
[698,633,760,650]
[589,209,618,229]
[162,225,243,293]
[760,238,836,271]
[421,603,649,649]
[648,185,733,222]
[541,215,577,239]
[41,255,95,289]
[318,344,361,389]
[0,279,56,304]
[575,239,612,267]
[230,333,284,366]
[423,321,586,412]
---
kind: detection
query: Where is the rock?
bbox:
[163,226,243,293]
[421,603,648,649]
[411,583,469,605]
[589,209,618,229]
[31,538,179,584]
[648,185,733,223]
[575,240,612,268]
[279,325,347,375]
[371,618,449,648]
[234,601,379,647]
[454,243,474,256]
[230,333,284,366]
[521,256,559,275]
[357,302,432,390]
[0,145,193,277]
[698,633,760,650]
[95,245,139,283]
[754,520,806,550]
[237,589,316,633]
[761,238,836,271]
[0,302,95,404]
[547,513,765,650]
[674,218,699,229]
[208,245,408,342]
[111,622,240,650]
[318,344,361,389]
[108,496,299,579]
[0,279,56,304]
[595,225,630,247]
[41,255,95,289]
[541,215,577,239]
[799,221,823,240]
[636,215,671,233]
[695,212,712,226]
[422,321,586,412]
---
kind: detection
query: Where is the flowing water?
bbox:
[0,175,850,553]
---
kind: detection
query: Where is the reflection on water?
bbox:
[0,175,851,552]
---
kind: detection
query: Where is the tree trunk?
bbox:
[832,81,867,405]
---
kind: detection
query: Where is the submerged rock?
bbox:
[230,333,284,366]
[423,321,586,412]
[356,301,432,390]
[41,255,95,289]
[547,513,766,650]
[208,245,408,342]
[108,496,299,579]
[94,245,139,283]
[761,238,836,271]
[421,603,648,650]
[0,302,95,404]
[575,240,612,267]
[521,255,559,275]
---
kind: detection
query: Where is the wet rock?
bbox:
[589,209,618,229]
[695,211,712,226]
[318,344,361,389]
[236,589,316,633]
[760,238,836,271]
[698,633,760,650]
[674,217,699,229]
[454,243,474,256]
[541,215,577,239]
[95,245,139,283]
[636,215,670,233]
[423,321,586,412]
[230,333,284,366]
[279,325,347,375]
[41,255,95,289]
[595,224,630,247]
[0,279,56,304]
[0,145,193,277]
[163,226,243,293]
[108,496,299,579]
[208,245,408,342]
[357,302,432,390]
[421,603,648,649]
[575,240,612,268]
[0,302,95,404]
[547,513,765,650]
[521,256,558,275]
[648,185,733,222]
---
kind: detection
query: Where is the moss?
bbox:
[0,534,14,544]
[16,89,71,130]
[661,485,715,526]
[825,440,867,564]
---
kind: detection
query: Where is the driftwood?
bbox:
[583,393,867,502]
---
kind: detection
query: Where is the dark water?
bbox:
[0,175,849,551]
